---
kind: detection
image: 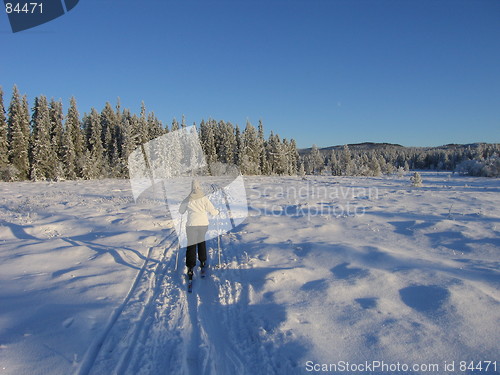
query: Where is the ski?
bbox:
[187,271,193,293]
[200,266,207,278]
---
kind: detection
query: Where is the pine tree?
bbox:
[282,138,292,175]
[217,120,237,165]
[411,171,423,187]
[120,109,135,176]
[310,144,324,175]
[329,150,341,176]
[288,139,299,175]
[341,144,354,176]
[369,153,382,176]
[241,121,260,174]
[63,124,76,179]
[199,119,217,167]
[257,120,267,174]
[272,134,287,175]
[82,108,104,179]
[101,102,116,166]
[8,87,30,180]
[234,124,243,168]
[0,87,8,168]
[49,99,65,172]
[31,95,56,180]
[65,97,84,177]
[171,117,179,132]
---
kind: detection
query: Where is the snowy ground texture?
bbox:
[0,172,498,375]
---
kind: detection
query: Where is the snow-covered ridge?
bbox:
[0,173,498,374]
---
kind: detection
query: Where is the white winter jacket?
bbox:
[179,194,219,227]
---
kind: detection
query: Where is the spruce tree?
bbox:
[31,95,56,180]
[63,123,76,179]
[234,124,243,168]
[101,102,117,166]
[171,118,179,132]
[147,112,163,140]
[199,119,217,166]
[310,145,323,175]
[329,150,341,176]
[120,109,135,175]
[241,121,260,174]
[8,87,30,180]
[341,144,354,176]
[0,87,8,168]
[83,108,104,179]
[216,120,236,165]
[257,120,267,174]
[49,99,65,165]
[289,139,299,175]
[65,97,84,177]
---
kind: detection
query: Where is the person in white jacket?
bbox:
[179,180,219,279]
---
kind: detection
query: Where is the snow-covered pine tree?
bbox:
[241,121,260,175]
[257,120,267,174]
[0,87,8,168]
[298,162,305,176]
[355,153,368,176]
[199,119,217,167]
[288,139,299,175]
[216,120,237,165]
[265,131,276,173]
[310,144,324,175]
[62,119,76,179]
[234,124,243,168]
[31,95,56,180]
[82,108,104,179]
[120,109,135,176]
[100,102,117,168]
[329,150,341,176]
[49,99,65,177]
[411,171,423,187]
[282,138,292,175]
[7,87,30,180]
[341,144,354,176]
[147,112,163,140]
[171,117,179,132]
[65,97,84,178]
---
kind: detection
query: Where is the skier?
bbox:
[179,180,219,281]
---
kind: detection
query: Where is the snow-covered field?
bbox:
[0,172,498,375]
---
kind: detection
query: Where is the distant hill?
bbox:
[299,142,489,155]
[299,142,404,155]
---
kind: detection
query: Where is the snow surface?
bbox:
[0,173,498,375]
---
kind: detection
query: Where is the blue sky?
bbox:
[1,0,499,148]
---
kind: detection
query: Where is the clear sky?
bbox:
[1,0,499,148]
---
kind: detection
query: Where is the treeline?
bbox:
[0,85,299,181]
[1,85,498,181]
[301,143,500,177]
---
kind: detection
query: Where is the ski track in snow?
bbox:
[77,229,292,375]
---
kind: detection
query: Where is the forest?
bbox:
[1,85,498,181]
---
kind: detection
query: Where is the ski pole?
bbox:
[174,213,184,271]
[216,213,222,268]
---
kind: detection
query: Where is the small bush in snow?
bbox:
[410,172,423,187]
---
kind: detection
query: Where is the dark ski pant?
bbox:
[186,225,208,270]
